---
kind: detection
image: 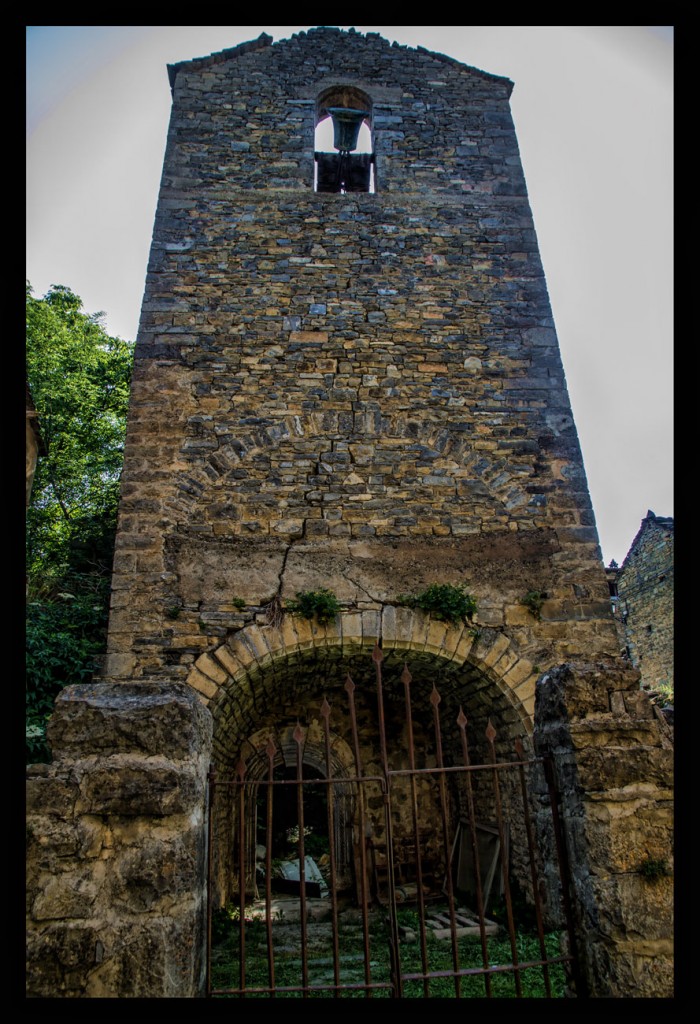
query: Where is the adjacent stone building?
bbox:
[606,511,674,696]
[27,29,673,998]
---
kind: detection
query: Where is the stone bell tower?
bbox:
[106,27,618,695]
[27,29,672,999]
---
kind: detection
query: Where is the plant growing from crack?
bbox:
[521,590,546,621]
[397,583,477,625]
[638,855,670,881]
[286,588,341,625]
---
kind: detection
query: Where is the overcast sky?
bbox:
[26,26,673,567]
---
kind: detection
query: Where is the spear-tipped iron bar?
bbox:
[265,738,276,996]
[345,673,374,995]
[294,722,309,996]
[321,696,342,995]
[236,757,247,996]
[373,645,403,998]
[456,710,492,997]
[430,684,461,998]
[402,664,430,997]
[485,722,522,997]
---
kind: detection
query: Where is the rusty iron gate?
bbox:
[206,646,583,998]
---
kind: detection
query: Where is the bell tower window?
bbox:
[314,86,375,194]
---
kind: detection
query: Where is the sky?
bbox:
[26,26,673,567]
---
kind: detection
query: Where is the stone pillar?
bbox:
[534,658,673,997]
[26,682,212,998]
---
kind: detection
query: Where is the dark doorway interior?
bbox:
[257,764,330,863]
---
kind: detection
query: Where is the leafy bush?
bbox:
[397,583,477,625]
[26,284,133,762]
[286,589,341,625]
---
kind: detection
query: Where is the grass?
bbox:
[210,906,567,998]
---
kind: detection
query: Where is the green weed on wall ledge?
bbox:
[397,584,477,625]
[286,589,341,625]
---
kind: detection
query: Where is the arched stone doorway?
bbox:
[233,723,357,899]
[191,608,541,911]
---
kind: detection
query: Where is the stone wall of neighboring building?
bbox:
[607,512,673,695]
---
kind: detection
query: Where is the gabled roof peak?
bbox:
[167,27,513,95]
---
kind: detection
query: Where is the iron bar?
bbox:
[386,761,531,777]
[321,696,342,996]
[514,736,552,997]
[205,765,215,998]
[264,737,276,996]
[236,756,247,996]
[372,645,403,998]
[400,953,572,981]
[345,673,374,995]
[294,722,309,997]
[402,663,430,997]
[456,709,492,996]
[430,684,461,998]
[212,980,393,997]
[485,721,522,997]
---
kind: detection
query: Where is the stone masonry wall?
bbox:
[534,658,673,997]
[616,513,673,693]
[104,28,618,691]
[26,684,212,998]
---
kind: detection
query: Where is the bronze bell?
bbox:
[327,107,369,153]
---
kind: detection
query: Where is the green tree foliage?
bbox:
[26,283,134,760]
[26,283,133,581]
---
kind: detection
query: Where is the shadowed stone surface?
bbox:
[26,683,212,998]
[533,659,673,997]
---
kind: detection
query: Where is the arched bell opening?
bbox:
[314,84,375,193]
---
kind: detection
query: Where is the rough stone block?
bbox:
[26,770,80,818]
[79,758,203,817]
[47,683,212,762]
[479,632,510,668]
[361,609,381,646]
[187,667,219,700]
[425,618,449,655]
[194,652,228,686]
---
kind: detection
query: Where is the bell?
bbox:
[327,107,369,153]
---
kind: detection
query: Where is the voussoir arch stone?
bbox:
[186,606,539,732]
